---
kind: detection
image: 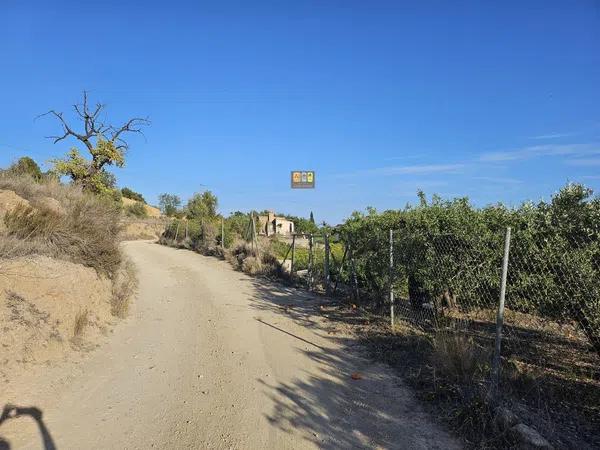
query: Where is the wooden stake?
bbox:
[291,234,296,275]
[332,241,348,296]
[221,217,225,250]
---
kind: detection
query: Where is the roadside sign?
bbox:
[291,171,315,189]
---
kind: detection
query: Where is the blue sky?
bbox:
[1,0,599,224]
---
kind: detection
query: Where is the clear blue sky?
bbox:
[1,0,599,224]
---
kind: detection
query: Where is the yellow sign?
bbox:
[291,171,315,189]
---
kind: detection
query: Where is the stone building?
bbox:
[257,211,295,236]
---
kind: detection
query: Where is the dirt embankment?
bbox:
[121,197,161,217]
[0,256,113,384]
[120,218,166,240]
[0,179,136,393]
[0,190,30,233]
[120,198,166,240]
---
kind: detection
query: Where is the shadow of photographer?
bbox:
[0,404,56,450]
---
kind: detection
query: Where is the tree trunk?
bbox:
[408,274,429,308]
[574,306,600,358]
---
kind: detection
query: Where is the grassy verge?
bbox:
[336,301,600,449]
[0,173,137,316]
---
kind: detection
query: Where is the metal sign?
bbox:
[291,171,315,189]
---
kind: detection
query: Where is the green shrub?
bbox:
[158,193,181,217]
[6,156,43,181]
[121,187,145,203]
[126,201,148,218]
[339,183,600,354]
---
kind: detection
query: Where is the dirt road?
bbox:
[2,241,461,449]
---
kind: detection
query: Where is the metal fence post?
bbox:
[251,213,257,252]
[324,233,331,295]
[291,234,296,275]
[389,229,395,329]
[308,234,314,290]
[490,226,512,400]
[348,240,359,302]
[174,221,180,242]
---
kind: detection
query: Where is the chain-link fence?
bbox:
[333,225,600,445]
[272,232,351,294]
[162,218,600,398]
[159,210,599,443]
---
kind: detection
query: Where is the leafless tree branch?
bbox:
[39,91,149,152]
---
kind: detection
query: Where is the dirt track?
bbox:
[1,241,461,449]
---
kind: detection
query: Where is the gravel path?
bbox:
[1,241,461,449]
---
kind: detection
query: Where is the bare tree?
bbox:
[40,91,150,193]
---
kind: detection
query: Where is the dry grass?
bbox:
[111,257,138,318]
[431,332,490,387]
[241,255,262,275]
[212,245,226,259]
[73,309,89,337]
[226,242,284,278]
[225,241,256,269]
[0,235,44,260]
[0,174,64,203]
[120,217,167,241]
[0,174,122,276]
[354,301,600,448]
[1,173,138,322]
[351,316,504,448]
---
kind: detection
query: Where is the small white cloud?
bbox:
[394,180,448,188]
[335,163,465,178]
[480,144,600,162]
[382,155,424,162]
[529,132,575,140]
[473,176,523,184]
[372,164,466,175]
[566,158,600,166]
[388,180,448,196]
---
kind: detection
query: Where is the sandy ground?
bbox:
[1,241,461,449]
[0,256,113,386]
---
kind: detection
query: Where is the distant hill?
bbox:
[122,197,161,218]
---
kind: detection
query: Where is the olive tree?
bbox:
[158,193,181,217]
[186,191,218,220]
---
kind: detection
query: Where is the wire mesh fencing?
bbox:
[499,230,600,428]
[158,211,599,442]
[340,225,599,442]
[273,232,345,293]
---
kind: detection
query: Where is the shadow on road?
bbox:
[256,318,325,351]
[247,277,456,449]
[0,405,56,450]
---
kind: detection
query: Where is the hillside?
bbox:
[0,174,137,386]
[121,196,161,217]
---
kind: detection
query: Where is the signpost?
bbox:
[291,171,315,189]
